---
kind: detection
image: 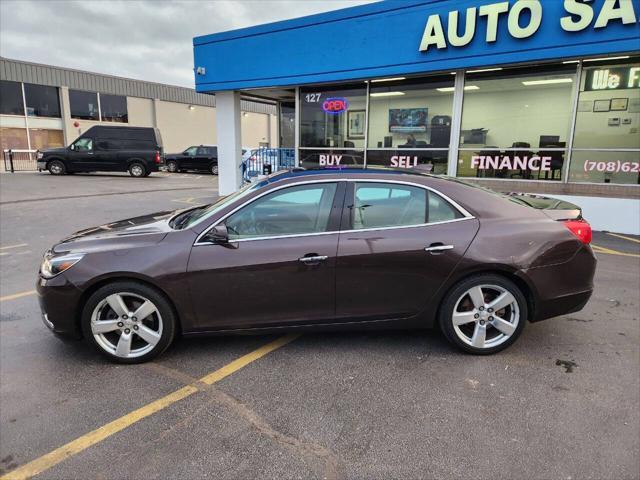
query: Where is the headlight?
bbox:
[40,251,84,279]
[37,151,44,160]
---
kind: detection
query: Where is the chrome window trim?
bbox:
[193,178,475,246]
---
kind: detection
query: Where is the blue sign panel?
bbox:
[193,0,640,92]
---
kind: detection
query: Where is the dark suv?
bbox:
[37,126,163,177]
[164,145,218,175]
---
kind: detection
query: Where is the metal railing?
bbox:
[2,149,38,172]
[241,148,296,184]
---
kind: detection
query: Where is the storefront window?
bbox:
[100,94,128,122]
[70,90,99,120]
[573,59,640,150]
[0,81,24,115]
[568,151,639,185]
[458,66,575,180]
[23,83,60,118]
[300,84,366,149]
[569,58,639,185]
[367,75,453,149]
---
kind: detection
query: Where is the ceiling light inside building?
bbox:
[371,77,406,83]
[522,78,573,86]
[436,86,480,92]
[584,56,630,62]
[370,91,406,97]
[466,67,503,74]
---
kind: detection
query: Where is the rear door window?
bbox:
[351,182,462,230]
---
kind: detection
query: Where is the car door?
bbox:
[67,137,96,171]
[180,146,199,170]
[93,138,120,171]
[335,181,479,321]
[187,181,346,330]
[195,146,213,171]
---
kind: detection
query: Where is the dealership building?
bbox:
[0,57,278,156]
[193,0,639,234]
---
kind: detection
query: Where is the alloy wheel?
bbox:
[211,165,218,175]
[451,284,520,349]
[49,162,63,174]
[90,292,163,359]
[167,162,177,173]
[130,165,144,177]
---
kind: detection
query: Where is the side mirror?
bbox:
[204,225,229,244]
[69,144,75,151]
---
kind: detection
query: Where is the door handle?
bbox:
[298,255,328,264]
[424,244,454,254]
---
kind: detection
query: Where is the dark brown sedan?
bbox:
[37,169,596,363]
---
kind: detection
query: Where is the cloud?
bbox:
[0,0,372,88]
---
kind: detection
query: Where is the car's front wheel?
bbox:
[81,281,176,363]
[48,160,66,175]
[439,274,527,355]
[210,164,218,175]
[166,161,178,173]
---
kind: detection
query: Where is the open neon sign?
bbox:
[322,97,349,114]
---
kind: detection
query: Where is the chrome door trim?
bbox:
[193,177,475,246]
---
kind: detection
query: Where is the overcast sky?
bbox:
[0,0,372,88]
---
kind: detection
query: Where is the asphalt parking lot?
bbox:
[1,171,638,480]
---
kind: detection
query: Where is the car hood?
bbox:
[41,147,67,155]
[53,209,181,253]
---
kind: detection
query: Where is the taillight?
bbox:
[564,219,592,244]
[155,151,161,164]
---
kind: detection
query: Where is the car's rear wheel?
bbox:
[439,274,527,355]
[210,164,218,175]
[81,282,176,363]
[48,160,66,175]
[167,161,178,173]
[129,162,146,177]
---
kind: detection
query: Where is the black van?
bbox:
[37,126,163,177]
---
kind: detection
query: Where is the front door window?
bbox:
[225,183,338,240]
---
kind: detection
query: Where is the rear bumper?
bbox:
[523,245,597,322]
[36,275,83,339]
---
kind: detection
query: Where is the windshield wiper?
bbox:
[171,206,207,230]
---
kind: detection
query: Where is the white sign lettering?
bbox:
[419,0,637,52]
[390,156,419,168]
[319,154,342,166]
[471,155,552,172]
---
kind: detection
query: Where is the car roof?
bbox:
[266,167,438,184]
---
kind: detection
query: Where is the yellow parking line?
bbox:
[0,243,28,250]
[592,244,640,258]
[606,232,640,245]
[0,333,300,480]
[0,290,36,302]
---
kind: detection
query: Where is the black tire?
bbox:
[438,274,527,355]
[210,163,218,175]
[48,160,66,175]
[166,161,178,173]
[80,281,177,364]
[128,162,146,177]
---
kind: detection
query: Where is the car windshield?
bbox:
[170,180,265,230]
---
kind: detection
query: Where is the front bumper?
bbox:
[36,274,83,339]
[37,161,46,171]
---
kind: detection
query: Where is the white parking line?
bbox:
[0,243,28,250]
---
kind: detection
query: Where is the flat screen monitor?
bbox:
[389,108,428,133]
[539,135,561,147]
